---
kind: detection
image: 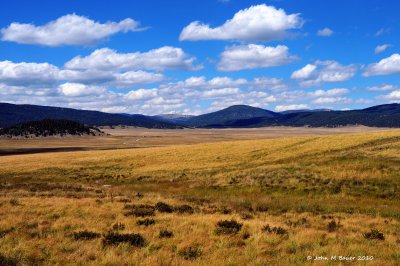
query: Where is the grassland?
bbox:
[0,126,387,155]
[0,129,399,265]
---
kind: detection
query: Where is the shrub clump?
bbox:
[363,229,385,240]
[124,204,155,217]
[136,218,156,226]
[117,198,131,203]
[285,217,308,228]
[327,220,339,232]
[0,227,15,238]
[175,204,194,214]
[159,230,174,238]
[102,232,147,247]
[9,199,20,206]
[155,202,174,213]
[112,222,125,231]
[178,245,202,260]
[0,254,18,266]
[215,220,243,235]
[262,224,288,235]
[73,230,101,240]
[240,212,254,220]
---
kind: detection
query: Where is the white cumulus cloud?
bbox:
[363,53,400,76]
[180,4,303,41]
[313,97,351,104]
[0,60,59,86]
[291,64,317,79]
[125,88,158,101]
[114,71,164,87]
[292,60,357,87]
[374,44,391,54]
[58,82,105,97]
[1,14,142,46]
[381,90,400,101]
[218,44,296,71]
[275,104,309,112]
[251,77,288,90]
[202,87,240,98]
[65,46,200,71]
[367,84,398,91]
[311,88,349,97]
[317,27,334,37]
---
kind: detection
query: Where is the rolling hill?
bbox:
[0,103,182,129]
[184,105,279,127]
[0,119,103,137]
[152,114,195,124]
[224,104,400,128]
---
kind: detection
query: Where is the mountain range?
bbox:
[0,103,180,129]
[1,102,400,129]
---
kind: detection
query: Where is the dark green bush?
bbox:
[159,230,174,238]
[124,204,155,217]
[112,222,125,231]
[73,230,101,240]
[155,202,174,213]
[0,254,17,266]
[0,227,14,238]
[175,204,194,214]
[327,220,339,232]
[9,199,20,206]
[363,229,384,240]
[136,218,155,226]
[102,232,146,247]
[262,224,288,235]
[178,245,202,260]
[215,220,243,235]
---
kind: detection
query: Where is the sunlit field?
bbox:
[1,130,400,265]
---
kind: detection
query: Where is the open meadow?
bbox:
[0,128,400,265]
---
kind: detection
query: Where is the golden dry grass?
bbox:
[0,130,400,265]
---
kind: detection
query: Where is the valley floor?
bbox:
[0,129,399,265]
[0,125,390,155]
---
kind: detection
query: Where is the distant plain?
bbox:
[0,126,391,155]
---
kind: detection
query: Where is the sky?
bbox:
[1,0,400,115]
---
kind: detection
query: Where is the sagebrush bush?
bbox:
[112,222,125,231]
[262,224,288,235]
[215,220,243,235]
[124,204,155,217]
[240,212,254,220]
[159,230,174,238]
[117,198,131,203]
[0,227,14,238]
[9,199,20,206]
[0,254,17,266]
[136,218,155,226]
[155,202,174,213]
[72,230,101,240]
[363,229,385,240]
[178,245,202,260]
[175,204,194,214]
[327,220,339,232]
[242,231,251,240]
[102,232,146,247]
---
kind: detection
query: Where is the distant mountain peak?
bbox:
[185,104,279,127]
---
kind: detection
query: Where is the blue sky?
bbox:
[1,0,400,114]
